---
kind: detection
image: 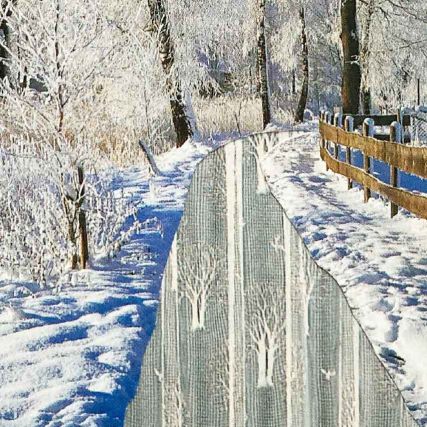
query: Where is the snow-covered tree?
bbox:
[357,0,427,110]
[0,0,139,284]
[146,0,193,147]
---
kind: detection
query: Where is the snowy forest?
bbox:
[0,0,427,425]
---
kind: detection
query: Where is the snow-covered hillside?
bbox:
[263,127,427,425]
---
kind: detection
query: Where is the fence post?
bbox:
[389,121,401,218]
[324,111,332,171]
[334,112,343,127]
[320,110,326,149]
[334,113,342,159]
[344,116,354,189]
[362,118,374,202]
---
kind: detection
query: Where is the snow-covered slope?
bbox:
[0,140,218,426]
[263,127,427,425]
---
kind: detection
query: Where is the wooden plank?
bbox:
[320,147,427,220]
[320,122,427,179]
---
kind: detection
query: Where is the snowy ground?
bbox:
[2,126,427,426]
[0,139,220,426]
[263,126,427,425]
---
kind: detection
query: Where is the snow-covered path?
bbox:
[263,128,427,425]
[2,127,427,425]
[0,141,216,426]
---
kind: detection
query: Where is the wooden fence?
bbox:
[319,111,427,220]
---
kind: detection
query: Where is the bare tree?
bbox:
[248,283,285,388]
[340,0,361,114]
[0,0,119,272]
[147,0,193,147]
[178,244,218,331]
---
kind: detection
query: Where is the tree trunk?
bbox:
[256,0,271,129]
[0,1,12,81]
[292,69,296,95]
[77,166,89,269]
[360,0,375,114]
[294,7,309,123]
[54,0,65,134]
[148,0,193,147]
[340,0,361,114]
[68,222,78,270]
[79,210,88,269]
[362,88,371,114]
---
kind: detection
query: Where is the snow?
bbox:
[263,125,427,425]
[2,125,427,425]
[0,138,220,426]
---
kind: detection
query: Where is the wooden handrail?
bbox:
[319,116,427,220]
[320,147,427,220]
[320,121,427,179]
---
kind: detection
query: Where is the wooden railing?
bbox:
[319,111,427,220]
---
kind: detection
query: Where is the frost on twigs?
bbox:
[0,1,141,288]
[0,140,139,288]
